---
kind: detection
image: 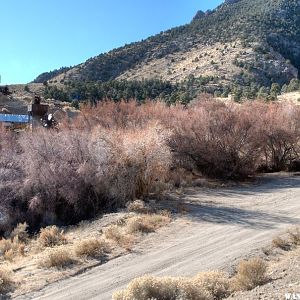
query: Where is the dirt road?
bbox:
[17,173,300,300]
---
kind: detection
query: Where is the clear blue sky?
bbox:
[0,0,223,84]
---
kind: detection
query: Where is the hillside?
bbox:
[34,0,300,96]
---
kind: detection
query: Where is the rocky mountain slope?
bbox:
[33,0,300,99]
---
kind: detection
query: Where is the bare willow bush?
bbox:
[0,98,299,234]
[254,102,300,171]
[0,128,23,234]
[170,100,262,179]
[6,123,171,229]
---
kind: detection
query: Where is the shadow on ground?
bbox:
[184,173,300,199]
[178,174,300,229]
[184,203,300,229]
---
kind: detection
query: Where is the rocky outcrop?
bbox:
[192,10,205,22]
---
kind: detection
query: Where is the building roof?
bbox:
[0,114,30,123]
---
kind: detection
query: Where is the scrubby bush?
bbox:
[272,236,291,251]
[126,200,150,214]
[39,249,74,269]
[193,271,231,299]
[0,237,25,261]
[0,121,171,233]
[288,227,300,245]
[104,225,134,249]
[233,257,268,291]
[126,214,171,234]
[170,101,262,179]
[113,275,209,300]
[0,98,299,234]
[10,223,29,243]
[255,102,300,171]
[0,268,14,294]
[38,226,67,247]
[74,238,111,259]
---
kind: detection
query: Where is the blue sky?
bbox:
[0,0,223,84]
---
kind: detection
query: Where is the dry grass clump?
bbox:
[104,225,134,249]
[272,236,291,251]
[288,227,300,245]
[104,213,171,249]
[0,268,14,294]
[74,238,111,259]
[126,214,171,234]
[112,275,209,300]
[193,271,231,299]
[0,238,25,261]
[10,222,29,243]
[113,262,269,300]
[232,257,268,291]
[40,249,74,269]
[127,200,151,214]
[38,226,67,248]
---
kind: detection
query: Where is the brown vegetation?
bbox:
[126,200,151,214]
[272,236,291,251]
[39,249,75,269]
[288,227,300,245]
[0,238,25,261]
[126,214,171,234]
[38,226,67,248]
[0,98,299,234]
[0,268,14,294]
[103,225,135,249]
[193,271,231,300]
[113,256,268,300]
[10,223,29,244]
[113,275,210,300]
[103,213,171,250]
[232,258,268,291]
[74,238,111,259]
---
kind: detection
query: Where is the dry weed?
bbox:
[126,214,171,234]
[0,238,25,261]
[75,238,111,259]
[288,227,300,245]
[104,225,134,249]
[126,216,155,234]
[0,268,14,294]
[38,226,67,247]
[127,200,150,214]
[233,257,268,291]
[40,249,74,269]
[272,236,291,251]
[193,271,231,299]
[10,222,29,243]
[112,275,209,300]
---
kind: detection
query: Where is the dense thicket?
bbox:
[0,98,299,234]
